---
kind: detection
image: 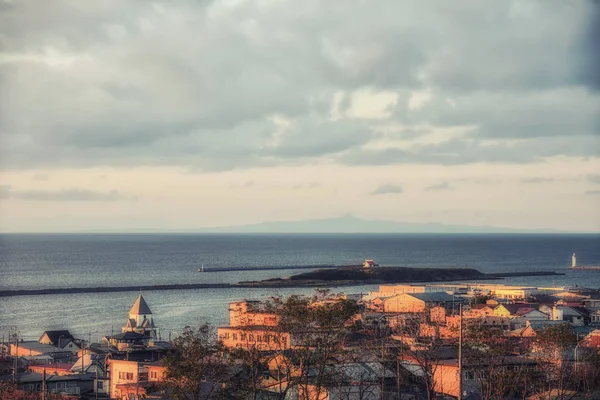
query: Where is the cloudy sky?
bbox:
[0,0,599,233]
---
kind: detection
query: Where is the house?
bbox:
[217,326,292,350]
[493,304,546,321]
[109,359,148,400]
[365,297,387,311]
[590,310,600,326]
[509,325,537,338]
[582,297,600,312]
[229,300,280,327]
[1,372,95,397]
[108,359,169,400]
[28,363,74,376]
[38,330,80,354]
[549,306,588,326]
[383,292,459,313]
[10,341,72,362]
[491,286,539,300]
[433,357,536,398]
[465,304,495,318]
[106,331,152,350]
[122,295,159,339]
[580,329,600,349]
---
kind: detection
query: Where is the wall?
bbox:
[109,360,141,399]
[217,327,291,350]
[383,294,425,313]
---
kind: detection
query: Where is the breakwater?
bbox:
[199,264,360,272]
[0,269,565,297]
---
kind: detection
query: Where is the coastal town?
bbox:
[2,279,600,400]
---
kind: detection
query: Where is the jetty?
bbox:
[198,264,360,272]
[570,253,600,271]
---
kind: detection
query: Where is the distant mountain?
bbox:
[196,215,565,234]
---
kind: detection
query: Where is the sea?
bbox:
[1,233,599,343]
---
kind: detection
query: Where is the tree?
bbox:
[388,310,446,400]
[162,324,230,400]
[238,289,359,400]
[530,323,579,400]
[0,382,70,400]
[462,321,532,400]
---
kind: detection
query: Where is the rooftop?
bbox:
[407,292,457,302]
[12,341,70,354]
[129,295,152,315]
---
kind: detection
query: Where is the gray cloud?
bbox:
[577,2,600,90]
[371,184,403,195]
[425,181,452,191]
[588,174,600,184]
[586,190,600,195]
[0,185,11,199]
[0,0,599,171]
[521,177,555,184]
[0,186,133,201]
[338,135,600,167]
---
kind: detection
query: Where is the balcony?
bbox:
[49,387,81,395]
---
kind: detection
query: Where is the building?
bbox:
[432,357,536,398]
[383,292,459,313]
[363,259,377,269]
[108,359,169,400]
[2,372,95,397]
[122,295,159,339]
[107,331,152,351]
[218,326,292,350]
[38,330,80,354]
[10,341,72,362]
[493,304,547,320]
[229,300,280,327]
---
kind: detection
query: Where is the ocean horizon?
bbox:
[1,233,599,340]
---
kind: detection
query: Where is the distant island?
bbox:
[196,215,565,234]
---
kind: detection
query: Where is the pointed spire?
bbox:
[129,295,152,315]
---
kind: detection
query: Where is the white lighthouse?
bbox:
[572,253,577,268]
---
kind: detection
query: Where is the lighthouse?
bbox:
[572,253,577,268]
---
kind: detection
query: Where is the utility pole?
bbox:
[12,326,18,384]
[42,367,46,400]
[458,304,463,400]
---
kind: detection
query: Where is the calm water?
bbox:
[1,233,599,341]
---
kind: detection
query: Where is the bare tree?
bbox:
[462,321,533,400]
[162,324,230,400]
[530,324,579,400]
[246,289,360,400]
[388,310,446,400]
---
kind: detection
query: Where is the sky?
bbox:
[0,0,599,233]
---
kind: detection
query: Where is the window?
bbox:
[257,335,262,342]
[249,334,254,341]
[119,372,134,380]
[241,333,247,341]
[232,333,238,341]
[150,371,157,379]
[465,371,475,380]
[97,381,104,390]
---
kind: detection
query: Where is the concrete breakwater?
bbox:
[0,268,565,298]
[199,264,361,272]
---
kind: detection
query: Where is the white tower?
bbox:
[122,295,159,339]
[572,253,577,268]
